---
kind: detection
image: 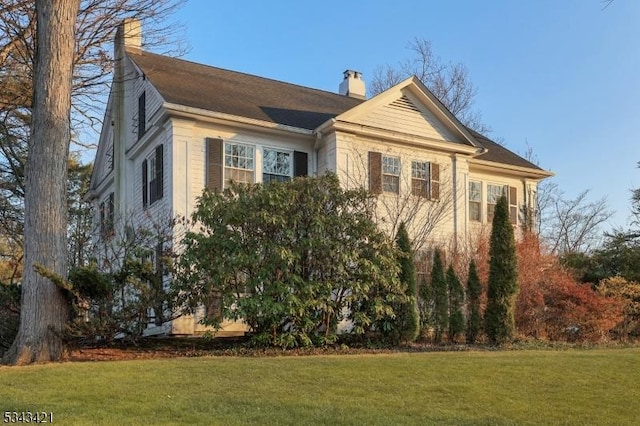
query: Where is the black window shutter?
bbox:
[108,193,114,231]
[155,144,164,200]
[138,91,146,139]
[142,159,148,208]
[99,201,105,236]
[293,151,308,177]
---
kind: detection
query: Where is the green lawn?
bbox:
[1,348,639,425]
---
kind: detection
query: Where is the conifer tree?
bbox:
[394,223,420,343]
[485,195,519,344]
[431,249,448,343]
[466,260,482,344]
[418,274,432,337]
[447,265,465,342]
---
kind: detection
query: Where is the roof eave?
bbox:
[163,102,315,136]
[317,119,480,155]
[470,158,554,180]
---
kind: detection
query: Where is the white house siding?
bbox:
[350,92,460,143]
[331,130,462,250]
[93,111,114,187]
[126,57,165,151]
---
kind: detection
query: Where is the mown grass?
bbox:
[1,348,639,425]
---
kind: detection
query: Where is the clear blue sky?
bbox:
[170,0,639,231]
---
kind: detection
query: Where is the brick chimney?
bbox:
[339,70,366,100]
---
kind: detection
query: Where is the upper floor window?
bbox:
[486,183,518,224]
[263,148,292,183]
[469,181,482,222]
[100,192,115,238]
[382,156,400,194]
[487,184,506,222]
[411,161,429,197]
[138,91,146,140]
[206,138,308,191]
[225,143,255,186]
[142,144,163,208]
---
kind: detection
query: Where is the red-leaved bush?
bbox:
[453,231,624,342]
[515,234,624,342]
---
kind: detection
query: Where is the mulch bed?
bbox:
[62,336,477,362]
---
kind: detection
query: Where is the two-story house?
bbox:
[88,20,552,335]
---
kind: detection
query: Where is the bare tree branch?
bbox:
[369,37,490,134]
[540,187,614,254]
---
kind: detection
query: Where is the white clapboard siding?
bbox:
[353,95,459,142]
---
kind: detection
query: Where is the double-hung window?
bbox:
[382,156,400,194]
[487,184,507,222]
[469,181,482,222]
[100,192,114,238]
[224,143,255,186]
[263,148,292,183]
[142,144,163,208]
[411,161,429,197]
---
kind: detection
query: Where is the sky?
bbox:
[167,0,639,231]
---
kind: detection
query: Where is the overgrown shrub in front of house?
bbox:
[174,174,405,348]
[66,217,177,344]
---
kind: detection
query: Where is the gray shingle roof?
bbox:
[130,50,544,172]
[467,128,545,171]
[128,50,363,130]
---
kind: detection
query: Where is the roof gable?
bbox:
[89,93,115,190]
[333,76,478,147]
[127,50,363,130]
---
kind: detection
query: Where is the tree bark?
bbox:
[2,0,79,365]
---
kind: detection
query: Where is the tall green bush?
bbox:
[485,195,519,344]
[175,174,405,348]
[465,260,482,343]
[446,265,465,342]
[431,249,448,343]
[394,222,420,343]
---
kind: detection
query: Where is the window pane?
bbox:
[383,175,399,193]
[225,143,254,170]
[412,178,428,197]
[411,161,428,179]
[383,156,400,175]
[470,201,481,221]
[487,184,507,204]
[263,149,291,176]
[469,181,481,202]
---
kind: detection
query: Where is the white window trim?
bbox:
[224,142,255,186]
[469,180,482,222]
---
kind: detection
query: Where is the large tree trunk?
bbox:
[2,0,79,365]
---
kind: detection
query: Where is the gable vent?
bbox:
[390,95,421,112]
